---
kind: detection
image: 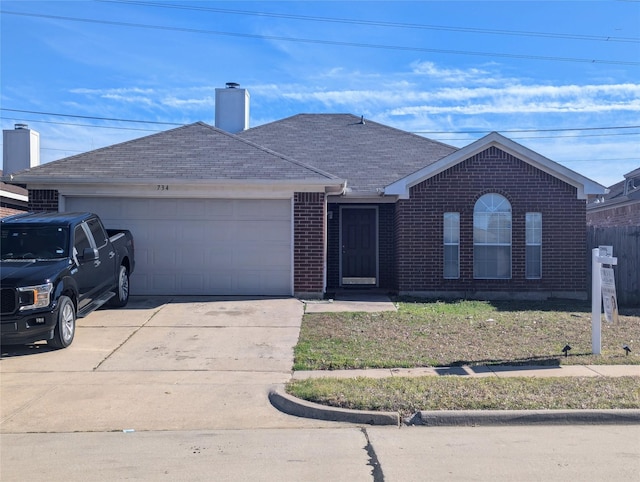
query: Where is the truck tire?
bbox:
[48,296,76,349]
[110,265,130,307]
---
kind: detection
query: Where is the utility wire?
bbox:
[3,10,639,66]
[415,125,640,134]
[3,108,639,134]
[3,108,639,141]
[436,132,640,141]
[1,117,165,132]
[1,108,182,126]
[99,0,640,44]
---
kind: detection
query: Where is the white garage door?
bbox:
[64,197,292,296]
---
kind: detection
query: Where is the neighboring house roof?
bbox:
[588,165,640,211]
[386,132,608,199]
[0,170,28,199]
[238,114,458,194]
[5,122,342,186]
[0,169,28,217]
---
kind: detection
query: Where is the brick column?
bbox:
[293,192,326,298]
[28,189,59,212]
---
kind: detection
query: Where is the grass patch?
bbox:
[294,299,640,370]
[286,376,640,416]
[290,299,639,412]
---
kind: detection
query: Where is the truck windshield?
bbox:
[1,226,69,260]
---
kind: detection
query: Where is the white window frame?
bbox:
[525,212,542,279]
[443,212,460,279]
[473,193,512,279]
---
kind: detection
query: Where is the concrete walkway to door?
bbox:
[302,292,397,313]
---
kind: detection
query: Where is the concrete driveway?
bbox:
[0,297,331,433]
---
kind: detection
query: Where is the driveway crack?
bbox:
[361,427,384,481]
[93,307,164,371]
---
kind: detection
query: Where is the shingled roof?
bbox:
[7,122,340,184]
[238,114,458,193]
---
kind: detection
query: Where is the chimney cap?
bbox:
[226,82,240,89]
[15,123,28,129]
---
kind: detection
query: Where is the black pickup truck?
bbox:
[1,212,134,348]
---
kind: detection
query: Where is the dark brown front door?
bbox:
[341,208,377,286]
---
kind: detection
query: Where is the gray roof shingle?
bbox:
[238,114,458,193]
[7,122,340,183]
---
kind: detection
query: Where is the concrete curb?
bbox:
[406,409,640,426]
[270,387,640,427]
[268,386,400,426]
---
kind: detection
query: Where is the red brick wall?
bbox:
[294,192,326,297]
[0,206,26,218]
[396,146,587,298]
[587,202,640,227]
[28,189,59,212]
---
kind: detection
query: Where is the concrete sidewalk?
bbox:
[292,364,640,380]
[273,364,640,426]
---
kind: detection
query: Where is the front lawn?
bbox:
[288,299,639,413]
[294,299,639,370]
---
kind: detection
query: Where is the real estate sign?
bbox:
[601,266,619,323]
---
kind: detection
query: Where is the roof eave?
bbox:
[385,132,607,200]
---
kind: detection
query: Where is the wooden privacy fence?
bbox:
[587,225,640,306]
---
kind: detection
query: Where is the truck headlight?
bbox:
[18,283,54,311]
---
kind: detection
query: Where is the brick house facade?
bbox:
[8,117,606,299]
[394,147,587,299]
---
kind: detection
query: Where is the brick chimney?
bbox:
[215,82,250,133]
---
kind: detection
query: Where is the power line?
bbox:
[3,10,639,66]
[99,0,640,44]
[1,108,182,126]
[3,108,639,142]
[435,132,640,141]
[414,125,640,134]
[1,117,164,132]
[3,107,639,134]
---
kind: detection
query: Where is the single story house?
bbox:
[4,86,607,300]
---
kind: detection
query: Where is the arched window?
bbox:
[474,193,512,279]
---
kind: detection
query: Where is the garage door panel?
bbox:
[209,273,233,292]
[234,200,290,219]
[236,220,290,241]
[152,274,176,293]
[240,245,290,267]
[179,224,206,240]
[179,246,206,270]
[65,197,292,295]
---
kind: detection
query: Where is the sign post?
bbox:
[591,246,618,355]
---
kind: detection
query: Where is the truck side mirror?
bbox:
[82,247,99,261]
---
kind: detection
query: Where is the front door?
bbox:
[341,207,377,286]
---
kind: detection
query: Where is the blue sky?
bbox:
[1,0,639,187]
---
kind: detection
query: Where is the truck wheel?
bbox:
[110,265,130,307]
[48,296,75,349]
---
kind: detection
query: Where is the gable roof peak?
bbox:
[385,131,607,200]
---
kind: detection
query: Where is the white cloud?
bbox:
[410,60,494,84]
